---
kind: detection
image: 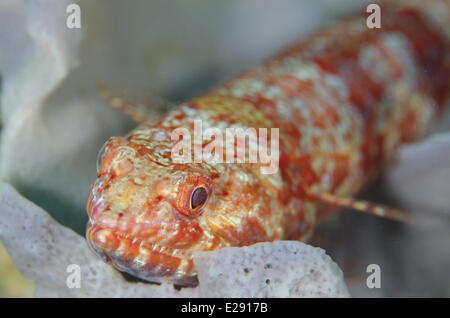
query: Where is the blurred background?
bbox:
[1,0,449,297]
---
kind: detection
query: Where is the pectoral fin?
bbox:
[308,190,413,223]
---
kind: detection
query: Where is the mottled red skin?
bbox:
[87,1,450,285]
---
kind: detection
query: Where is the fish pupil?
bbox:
[191,187,207,210]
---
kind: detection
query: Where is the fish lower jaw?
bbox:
[86,222,197,285]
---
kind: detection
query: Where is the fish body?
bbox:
[87,1,450,285]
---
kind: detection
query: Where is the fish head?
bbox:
[86,133,229,285]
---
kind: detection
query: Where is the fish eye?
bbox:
[190,186,208,211]
[175,172,211,218]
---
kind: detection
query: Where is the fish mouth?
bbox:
[86,221,197,286]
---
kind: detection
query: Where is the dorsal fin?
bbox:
[308,189,413,223]
[96,82,172,124]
